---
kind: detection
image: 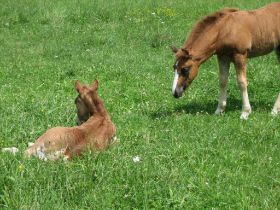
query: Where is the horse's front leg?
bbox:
[233,53,252,120]
[215,56,230,115]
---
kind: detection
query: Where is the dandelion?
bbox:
[133,156,140,163]
[18,164,24,172]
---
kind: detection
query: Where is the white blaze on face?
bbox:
[172,61,179,95]
[172,70,179,95]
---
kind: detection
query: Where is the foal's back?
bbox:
[78,114,116,150]
[218,3,280,57]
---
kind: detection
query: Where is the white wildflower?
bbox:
[133,156,140,163]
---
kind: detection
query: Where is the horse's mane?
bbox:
[185,8,239,48]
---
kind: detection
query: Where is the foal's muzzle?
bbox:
[172,86,185,98]
[173,90,182,98]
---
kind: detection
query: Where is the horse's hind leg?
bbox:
[271,93,280,116]
[215,55,230,115]
[272,46,280,116]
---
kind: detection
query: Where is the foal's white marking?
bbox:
[240,89,251,120]
[28,142,34,147]
[239,81,251,120]
[172,70,179,95]
[34,146,67,161]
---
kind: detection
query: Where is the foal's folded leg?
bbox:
[63,142,89,160]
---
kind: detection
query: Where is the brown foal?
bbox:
[172,3,280,119]
[25,80,116,160]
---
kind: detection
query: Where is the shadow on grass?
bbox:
[150,97,272,119]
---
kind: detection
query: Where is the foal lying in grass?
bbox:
[24,80,116,160]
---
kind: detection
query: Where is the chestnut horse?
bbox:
[25,80,116,160]
[171,2,280,119]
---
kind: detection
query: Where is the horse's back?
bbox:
[248,3,280,56]
[217,3,280,57]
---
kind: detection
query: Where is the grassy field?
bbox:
[1,0,280,209]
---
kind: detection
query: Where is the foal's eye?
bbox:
[182,67,190,77]
[75,97,79,103]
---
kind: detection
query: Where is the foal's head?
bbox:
[171,47,199,98]
[75,80,99,125]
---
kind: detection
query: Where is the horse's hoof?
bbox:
[214,108,224,115]
[271,110,278,117]
[240,112,250,120]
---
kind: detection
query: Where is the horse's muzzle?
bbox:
[173,90,183,98]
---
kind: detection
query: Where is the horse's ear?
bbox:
[181,48,189,57]
[92,80,99,91]
[171,46,178,53]
[75,80,82,93]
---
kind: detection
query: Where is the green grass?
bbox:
[1,0,280,209]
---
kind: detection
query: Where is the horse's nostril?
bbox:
[173,91,180,98]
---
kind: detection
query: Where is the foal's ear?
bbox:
[92,80,99,91]
[181,48,189,56]
[171,46,178,53]
[75,80,82,93]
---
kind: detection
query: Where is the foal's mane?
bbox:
[89,91,109,118]
[185,8,239,48]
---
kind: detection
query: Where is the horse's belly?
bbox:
[248,40,277,58]
[248,27,280,57]
[248,47,274,58]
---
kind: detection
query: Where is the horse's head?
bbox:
[171,46,199,98]
[75,80,99,125]
[75,95,90,125]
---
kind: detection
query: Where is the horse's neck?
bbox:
[94,102,110,119]
[89,97,110,119]
[185,26,220,63]
[80,113,112,135]
[185,39,217,63]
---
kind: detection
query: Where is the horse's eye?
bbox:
[182,67,190,77]
[75,96,82,103]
